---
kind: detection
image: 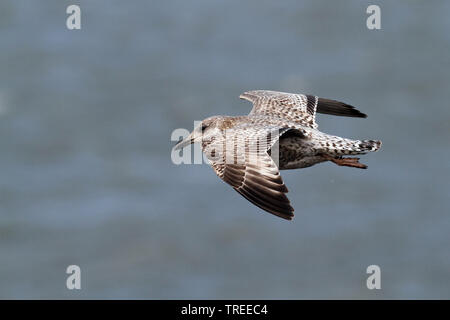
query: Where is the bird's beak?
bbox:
[173,131,198,151]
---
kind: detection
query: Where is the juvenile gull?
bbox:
[174,90,381,220]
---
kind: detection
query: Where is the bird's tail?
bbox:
[348,139,382,154]
[318,133,382,156]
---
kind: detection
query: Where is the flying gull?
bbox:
[174,90,381,220]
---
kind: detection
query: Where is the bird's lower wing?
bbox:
[207,126,294,220]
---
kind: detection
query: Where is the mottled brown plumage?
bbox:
[174,90,381,220]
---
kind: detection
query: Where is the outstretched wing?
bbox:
[205,124,294,220]
[240,90,366,128]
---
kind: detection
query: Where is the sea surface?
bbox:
[0,0,449,298]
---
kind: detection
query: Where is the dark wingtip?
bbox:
[317,98,367,118]
[272,209,294,221]
[350,105,367,118]
[346,105,367,118]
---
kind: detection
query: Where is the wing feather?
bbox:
[240,90,317,128]
[240,90,367,129]
[316,98,367,118]
[207,125,294,220]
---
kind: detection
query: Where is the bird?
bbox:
[173,90,381,220]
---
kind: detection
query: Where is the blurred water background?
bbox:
[0,0,449,299]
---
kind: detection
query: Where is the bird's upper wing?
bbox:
[205,123,294,220]
[240,90,366,129]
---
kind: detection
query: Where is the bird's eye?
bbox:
[201,124,207,131]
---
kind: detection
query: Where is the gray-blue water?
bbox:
[0,0,449,299]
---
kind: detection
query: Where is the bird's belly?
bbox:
[279,155,327,170]
[275,136,326,170]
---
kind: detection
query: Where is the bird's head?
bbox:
[173,116,223,150]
